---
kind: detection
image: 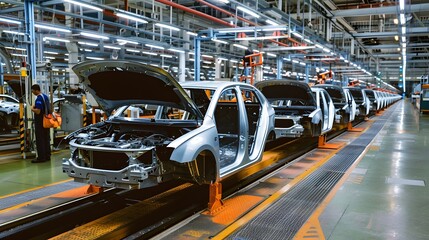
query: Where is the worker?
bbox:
[30,84,51,163]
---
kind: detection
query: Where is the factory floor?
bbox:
[318,99,429,240]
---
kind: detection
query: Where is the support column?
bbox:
[24,0,36,84]
[305,63,309,83]
[179,52,186,82]
[276,56,283,79]
[215,57,221,80]
[194,37,201,81]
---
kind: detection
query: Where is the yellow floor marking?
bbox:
[294,134,377,239]
[212,148,340,240]
[294,216,325,240]
[0,179,72,200]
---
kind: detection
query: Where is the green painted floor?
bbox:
[0,150,71,197]
[320,99,429,240]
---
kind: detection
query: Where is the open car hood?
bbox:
[72,60,203,118]
[255,80,316,105]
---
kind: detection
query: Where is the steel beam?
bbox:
[333,3,429,17]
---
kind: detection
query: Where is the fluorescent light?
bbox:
[212,38,229,44]
[233,44,248,50]
[160,54,173,58]
[261,27,287,31]
[304,38,313,44]
[217,57,228,61]
[104,45,121,50]
[292,32,303,39]
[394,35,399,41]
[2,30,25,35]
[82,49,92,52]
[86,57,104,60]
[126,49,140,53]
[322,47,330,53]
[393,19,399,24]
[5,47,26,51]
[265,19,279,26]
[142,51,157,56]
[401,26,406,34]
[299,62,306,66]
[400,14,406,24]
[203,61,212,64]
[63,0,103,12]
[401,36,406,42]
[43,37,70,43]
[44,56,55,60]
[267,53,276,57]
[186,31,198,36]
[202,54,214,58]
[78,41,98,46]
[35,24,71,33]
[169,48,185,53]
[11,53,27,57]
[399,0,404,11]
[235,35,289,40]
[218,0,229,3]
[44,51,59,55]
[219,28,257,33]
[315,44,324,49]
[81,32,109,40]
[145,44,164,50]
[402,43,406,48]
[292,60,299,64]
[237,6,260,18]
[117,39,139,45]
[230,59,239,63]
[155,23,180,31]
[116,12,148,24]
[0,17,21,25]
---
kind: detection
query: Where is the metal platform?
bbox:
[226,105,396,239]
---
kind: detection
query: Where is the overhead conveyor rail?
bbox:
[225,101,397,240]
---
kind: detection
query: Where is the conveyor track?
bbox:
[227,106,396,240]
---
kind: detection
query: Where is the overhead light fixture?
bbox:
[266,53,276,57]
[292,60,299,64]
[35,24,71,33]
[104,45,121,50]
[0,17,21,25]
[117,39,139,45]
[63,0,103,12]
[237,6,260,18]
[145,44,164,50]
[218,0,230,3]
[202,54,214,58]
[292,32,303,39]
[235,35,289,41]
[186,31,198,36]
[402,43,406,48]
[315,43,324,49]
[230,59,239,63]
[44,56,55,60]
[5,46,26,51]
[304,38,313,44]
[401,36,406,42]
[399,0,405,11]
[400,14,406,25]
[11,53,27,57]
[261,46,316,51]
[219,28,257,33]
[394,35,399,41]
[44,51,59,55]
[43,37,70,43]
[401,26,406,34]
[393,19,399,24]
[169,48,185,53]
[265,19,279,26]
[2,30,25,35]
[86,57,105,60]
[126,49,140,53]
[212,38,229,44]
[233,43,248,50]
[116,12,148,24]
[142,51,157,56]
[299,62,306,66]
[261,27,287,32]
[81,32,109,40]
[160,54,174,58]
[322,47,331,53]
[155,23,180,31]
[78,41,98,46]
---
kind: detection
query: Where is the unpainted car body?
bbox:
[312,84,355,129]
[310,87,335,135]
[255,79,326,138]
[62,60,275,189]
[344,87,371,117]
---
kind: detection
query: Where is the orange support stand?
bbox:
[208,182,224,215]
[318,134,345,149]
[86,185,104,194]
[347,122,364,132]
[240,52,263,85]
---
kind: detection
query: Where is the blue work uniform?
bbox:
[34,93,51,161]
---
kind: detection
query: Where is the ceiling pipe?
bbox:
[155,0,234,27]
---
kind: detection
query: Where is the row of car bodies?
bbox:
[62,60,400,190]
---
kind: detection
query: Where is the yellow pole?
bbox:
[19,102,25,158]
[82,95,87,127]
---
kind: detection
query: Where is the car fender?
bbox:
[309,108,322,124]
[168,117,220,164]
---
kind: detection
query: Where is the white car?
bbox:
[310,87,335,135]
[63,60,275,189]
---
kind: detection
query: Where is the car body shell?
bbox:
[62,60,275,189]
[344,87,371,117]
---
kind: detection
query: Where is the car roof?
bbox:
[180,81,254,89]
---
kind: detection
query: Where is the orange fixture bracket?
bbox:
[318,134,345,149]
[208,182,224,215]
